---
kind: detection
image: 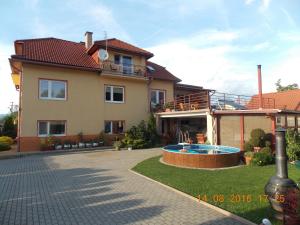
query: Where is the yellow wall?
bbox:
[21,64,175,137]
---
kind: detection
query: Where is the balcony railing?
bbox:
[154,92,210,113]
[154,91,285,113]
[101,60,146,77]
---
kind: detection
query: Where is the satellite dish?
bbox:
[99,49,109,61]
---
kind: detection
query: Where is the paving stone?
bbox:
[0,149,247,225]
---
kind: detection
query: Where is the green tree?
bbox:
[2,114,17,138]
[275,79,299,92]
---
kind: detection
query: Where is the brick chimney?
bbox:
[85,31,93,49]
[257,65,263,109]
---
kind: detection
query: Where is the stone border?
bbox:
[129,169,257,225]
[160,157,245,171]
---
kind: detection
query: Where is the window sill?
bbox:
[38,134,66,137]
[39,97,66,101]
[105,101,125,104]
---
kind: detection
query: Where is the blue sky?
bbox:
[0,0,300,113]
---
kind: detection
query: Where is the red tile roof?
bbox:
[248,89,300,111]
[10,37,179,81]
[146,61,181,82]
[11,38,100,71]
[90,38,154,58]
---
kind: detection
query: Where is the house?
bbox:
[10,32,205,152]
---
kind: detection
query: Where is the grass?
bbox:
[132,156,300,224]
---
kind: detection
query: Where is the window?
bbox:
[105,85,124,103]
[287,116,296,127]
[104,121,124,134]
[276,116,286,127]
[39,79,66,100]
[38,121,66,136]
[114,55,133,74]
[151,90,165,106]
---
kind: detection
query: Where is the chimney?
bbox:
[257,65,263,109]
[85,31,93,49]
[15,41,24,55]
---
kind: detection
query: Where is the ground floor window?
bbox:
[38,121,66,136]
[104,121,125,134]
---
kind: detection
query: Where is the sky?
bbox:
[0,0,300,113]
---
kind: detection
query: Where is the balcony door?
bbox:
[114,55,133,75]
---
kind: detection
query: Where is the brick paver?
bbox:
[0,149,246,225]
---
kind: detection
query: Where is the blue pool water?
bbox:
[163,144,240,154]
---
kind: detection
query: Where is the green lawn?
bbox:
[132,156,300,224]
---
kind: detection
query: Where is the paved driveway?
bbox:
[0,149,246,225]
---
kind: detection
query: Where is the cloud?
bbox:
[280,8,297,28]
[147,30,257,95]
[245,0,255,5]
[0,43,19,114]
[259,0,272,12]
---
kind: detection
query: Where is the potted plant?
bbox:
[113,141,122,151]
[128,145,133,151]
[244,151,254,165]
[77,132,85,148]
[85,139,92,148]
[63,140,71,149]
[71,141,78,149]
[97,132,105,146]
[54,138,63,150]
[92,139,99,147]
[163,102,173,112]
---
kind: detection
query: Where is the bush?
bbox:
[0,143,11,151]
[250,128,265,147]
[251,152,274,166]
[122,114,159,149]
[260,146,272,155]
[2,115,17,138]
[0,136,14,145]
[244,141,253,152]
[286,128,300,161]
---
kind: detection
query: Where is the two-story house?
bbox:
[9,32,187,151]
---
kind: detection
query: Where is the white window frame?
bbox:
[39,79,67,100]
[38,121,66,137]
[105,85,125,103]
[151,89,166,105]
[104,121,125,134]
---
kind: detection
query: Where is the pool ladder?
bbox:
[178,130,190,144]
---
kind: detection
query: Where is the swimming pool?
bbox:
[162,144,241,169]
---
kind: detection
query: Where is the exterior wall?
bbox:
[219,115,241,148]
[20,63,152,151]
[150,79,174,103]
[244,115,272,141]
[206,113,213,145]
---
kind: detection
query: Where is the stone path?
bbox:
[0,149,247,225]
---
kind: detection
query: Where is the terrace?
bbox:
[154,91,283,113]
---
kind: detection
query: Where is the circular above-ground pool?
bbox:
[162,144,241,169]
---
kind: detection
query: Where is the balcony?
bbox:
[101,60,146,77]
[155,91,282,113]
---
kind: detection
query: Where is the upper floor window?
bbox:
[114,55,133,74]
[105,85,124,103]
[151,89,165,107]
[38,121,66,137]
[39,79,67,100]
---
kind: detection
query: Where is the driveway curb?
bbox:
[129,169,257,225]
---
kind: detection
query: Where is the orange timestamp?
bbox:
[197,194,285,203]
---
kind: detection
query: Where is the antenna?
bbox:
[98,31,109,61]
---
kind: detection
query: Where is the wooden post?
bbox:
[240,115,244,151]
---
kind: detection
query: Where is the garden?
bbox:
[0,114,17,152]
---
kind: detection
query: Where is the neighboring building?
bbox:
[9,32,185,151]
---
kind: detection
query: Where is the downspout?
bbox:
[17,70,23,152]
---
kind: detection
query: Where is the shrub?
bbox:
[286,128,300,161]
[260,146,272,155]
[2,115,17,138]
[244,151,254,157]
[250,128,265,147]
[251,152,274,166]
[122,114,159,149]
[0,143,11,151]
[244,141,253,152]
[0,136,14,145]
